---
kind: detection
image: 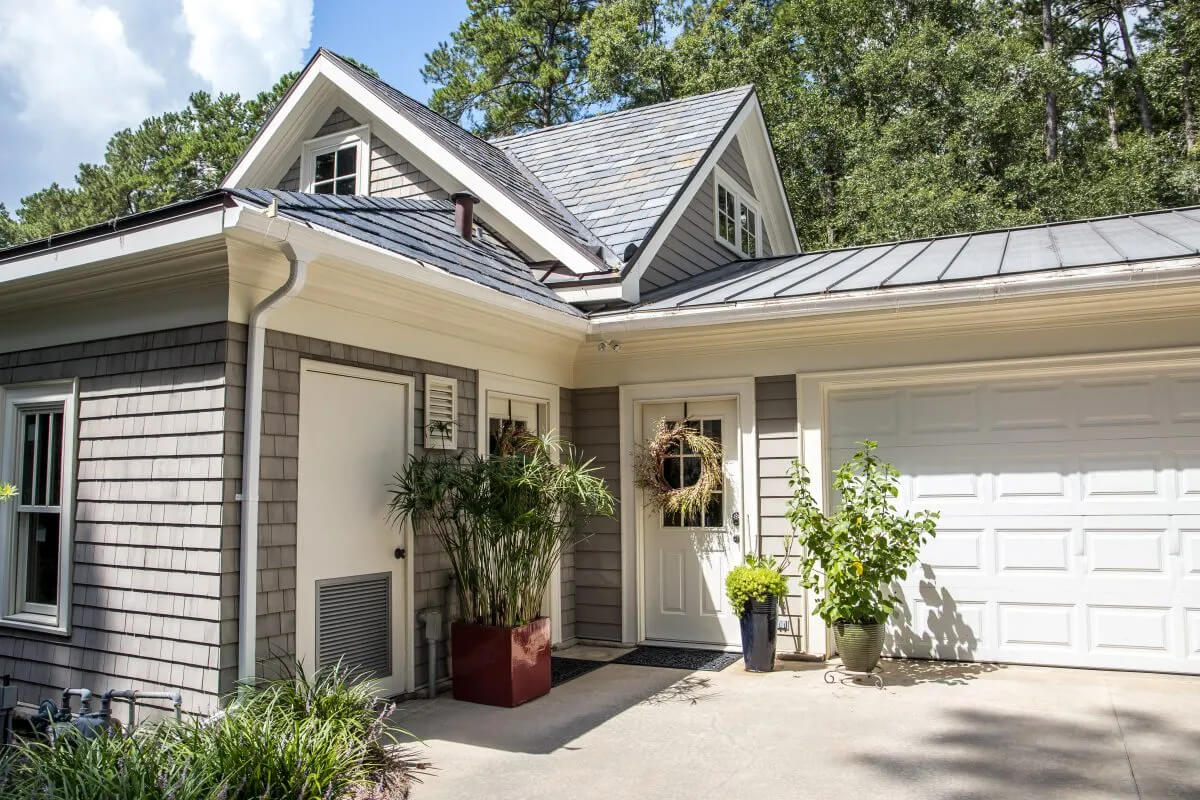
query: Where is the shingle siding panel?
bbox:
[754,375,801,654]
[558,387,577,644]
[0,323,240,719]
[570,387,622,642]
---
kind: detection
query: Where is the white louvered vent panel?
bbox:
[425,375,458,450]
[316,573,391,678]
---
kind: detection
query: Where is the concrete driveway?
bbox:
[395,656,1200,799]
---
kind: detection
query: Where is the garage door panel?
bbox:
[828,368,1200,674]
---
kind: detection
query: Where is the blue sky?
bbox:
[0,0,469,211]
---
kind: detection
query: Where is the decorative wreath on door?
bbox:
[633,418,723,521]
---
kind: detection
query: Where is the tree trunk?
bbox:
[1114,1,1153,134]
[1098,18,1120,147]
[1043,0,1059,161]
[1184,59,1196,154]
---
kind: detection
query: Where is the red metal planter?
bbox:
[450,617,551,707]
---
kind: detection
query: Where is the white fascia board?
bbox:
[743,98,801,253]
[622,99,756,298]
[0,208,226,286]
[225,203,590,335]
[591,257,1200,333]
[223,54,605,276]
[553,279,637,304]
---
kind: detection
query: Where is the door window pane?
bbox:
[660,417,724,528]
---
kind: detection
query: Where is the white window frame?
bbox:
[299,124,370,196]
[0,381,78,635]
[712,166,762,259]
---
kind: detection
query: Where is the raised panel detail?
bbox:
[921,530,983,570]
[999,604,1073,647]
[914,597,987,659]
[660,550,685,614]
[1169,376,1200,423]
[912,470,979,500]
[1076,379,1157,427]
[1180,454,1200,499]
[910,387,979,433]
[1187,610,1200,658]
[1089,606,1170,652]
[1082,455,1159,498]
[1087,530,1165,573]
[1183,531,1200,575]
[699,552,725,617]
[991,383,1068,430]
[997,529,1071,572]
[995,459,1069,499]
[830,391,897,437]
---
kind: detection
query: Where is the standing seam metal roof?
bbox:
[631,207,1200,311]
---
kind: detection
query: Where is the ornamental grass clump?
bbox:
[0,662,414,800]
[388,431,614,628]
[785,441,938,626]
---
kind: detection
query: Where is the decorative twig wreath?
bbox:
[634,418,723,521]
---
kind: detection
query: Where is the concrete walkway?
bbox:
[395,657,1200,799]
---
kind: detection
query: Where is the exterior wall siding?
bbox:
[277,108,448,200]
[755,375,801,654]
[569,387,622,642]
[640,138,767,293]
[558,387,576,645]
[240,327,475,689]
[0,323,239,719]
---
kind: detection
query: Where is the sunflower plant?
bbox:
[784,441,938,625]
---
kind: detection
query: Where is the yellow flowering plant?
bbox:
[784,441,938,625]
[0,483,16,503]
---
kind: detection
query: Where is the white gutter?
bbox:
[238,239,310,684]
[590,256,1200,332]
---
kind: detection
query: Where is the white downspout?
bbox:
[238,241,309,684]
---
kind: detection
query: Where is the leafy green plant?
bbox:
[784,441,938,626]
[388,431,615,628]
[725,554,788,614]
[1,662,412,800]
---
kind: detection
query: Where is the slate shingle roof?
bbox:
[629,207,1200,312]
[230,189,583,316]
[322,50,609,269]
[492,86,753,260]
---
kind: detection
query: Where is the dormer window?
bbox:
[714,168,760,259]
[300,124,370,196]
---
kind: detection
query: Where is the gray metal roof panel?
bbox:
[493,86,752,258]
[627,207,1200,314]
[230,189,583,316]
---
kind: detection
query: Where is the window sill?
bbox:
[0,613,69,637]
[714,235,750,260]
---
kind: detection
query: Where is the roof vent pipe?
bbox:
[451,192,478,241]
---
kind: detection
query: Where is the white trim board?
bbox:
[618,377,758,645]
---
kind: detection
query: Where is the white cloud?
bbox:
[0,0,164,139]
[181,0,313,98]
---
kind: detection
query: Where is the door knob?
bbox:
[731,511,740,527]
[394,547,407,560]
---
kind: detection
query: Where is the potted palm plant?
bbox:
[388,431,614,707]
[785,441,938,673]
[725,554,788,672]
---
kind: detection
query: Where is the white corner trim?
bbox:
[223,53,606,276]
[617,376,758,645]
[299,123,370,195]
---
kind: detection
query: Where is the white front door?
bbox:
[297,362,412,694]
[641,399,744,648]
[827,368,1200,674]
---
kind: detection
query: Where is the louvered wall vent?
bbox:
[424,375,458,450]
[316,573,391,678]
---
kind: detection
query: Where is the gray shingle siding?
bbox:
[276,108,449,200]
[755,375,801,654]
[640,138,767,293]
[569,387,622,642]
[0,323,240,719]
[242,329,475,688]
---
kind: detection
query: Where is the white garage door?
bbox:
[828,368,1200,674]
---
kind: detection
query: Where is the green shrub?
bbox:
[1,663,410,800]
[725,554,788,614]
[785,441,938,625]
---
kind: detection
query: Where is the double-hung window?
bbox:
[300,125,370,196]
[1,382,77,632]
[714,168,761,258]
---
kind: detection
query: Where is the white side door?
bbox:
[641,399,744,648]
[297,363,412,694]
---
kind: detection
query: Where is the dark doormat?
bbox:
[551,657,607,687]
[611,646,741,672]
